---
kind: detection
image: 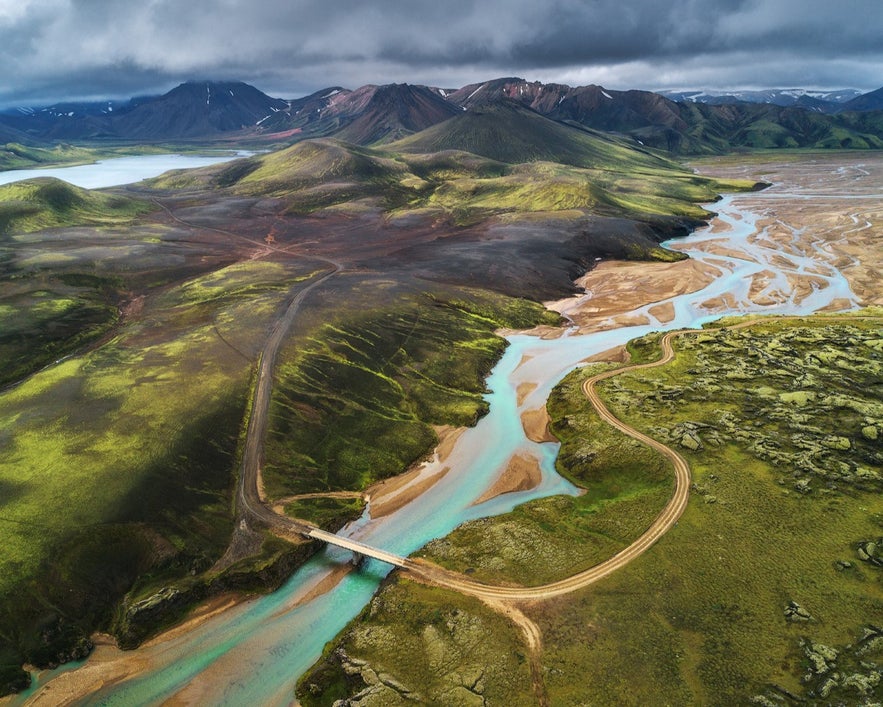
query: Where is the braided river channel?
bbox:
[12,156,878,705]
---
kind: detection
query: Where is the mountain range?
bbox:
[2,78,883,155]
[659,88,865,112]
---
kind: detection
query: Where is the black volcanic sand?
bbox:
[130,185,694,300]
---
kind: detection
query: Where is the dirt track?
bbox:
[403,313,881,600]
[403,327,692,599]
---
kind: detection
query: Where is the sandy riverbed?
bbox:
[532,154,883,331]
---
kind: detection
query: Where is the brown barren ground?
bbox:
[539,153,883,330]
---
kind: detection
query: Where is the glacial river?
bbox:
[14,169,863,705]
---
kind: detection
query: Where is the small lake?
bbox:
[0,152,251,189]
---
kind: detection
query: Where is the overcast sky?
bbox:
[2,0,882,106]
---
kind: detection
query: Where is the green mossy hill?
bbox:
[0,259,319,695]
[151,135,754,223]
[0,143,96,171]
[298,578,536,706]
[307,312,883,705]
[0,178,150,234]
[263,287,558,498]
[0,273,121,388]
[421,159,744,222]
[388,101,680,171]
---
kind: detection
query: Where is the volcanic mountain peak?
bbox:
[257,82,463,145]
[327,83,463,144]
[112,80,289,139]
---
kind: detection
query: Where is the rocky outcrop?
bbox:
[114,536,319,648]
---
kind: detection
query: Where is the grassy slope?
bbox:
[0,142,232,172]
[300,312,883,705]
[264,287,560,499]
[0,143,98,171]
[0,180,151,387]
[152,133,753,227]
[0,273,121,388]
[0,178,150,234]
[0,260,320,690]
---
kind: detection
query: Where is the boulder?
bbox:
[804,642,838,674]
[785,601,813,622]
[679,432,702,451]
[822,436,851,451]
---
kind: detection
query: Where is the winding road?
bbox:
[403,328,693,599]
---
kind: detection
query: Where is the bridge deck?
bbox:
[307,528,409,568]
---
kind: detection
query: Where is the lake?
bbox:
[0,152,251,189]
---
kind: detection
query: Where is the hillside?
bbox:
[388,101,679,170]
[0,177,149,234]
[253,83,462,145]
[842,85,883,112]
[329,84,463,144]
[154,119,750,226]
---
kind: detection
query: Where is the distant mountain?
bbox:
[0,121,40,145]
[0,82,287,141]
[0,98,151,140]
[254,83,462,145]
[660,88,863,113]
[841,86,883,112]
[1,77,883,154]
[112,81,288,139]
[447,78,707,152]
[441,77,883,153]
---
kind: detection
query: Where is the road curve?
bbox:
[402,328,691,600]
[404,314,883,600]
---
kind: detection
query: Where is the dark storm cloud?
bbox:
[1,0,882,106]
